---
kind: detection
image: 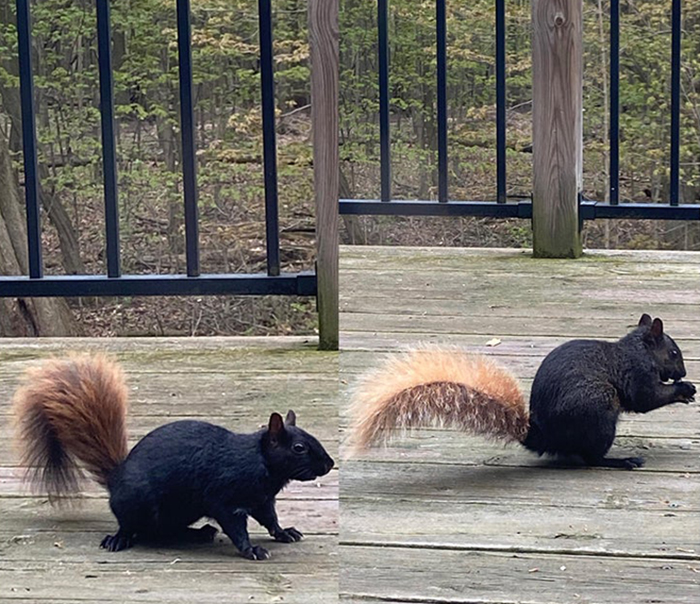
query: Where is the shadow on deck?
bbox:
[0,337,338,603]
[339,246,700,604]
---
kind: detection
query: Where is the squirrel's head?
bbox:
[637,313,687,383]
[261,410,334,482]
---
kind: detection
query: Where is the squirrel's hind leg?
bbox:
[584,456,645,470]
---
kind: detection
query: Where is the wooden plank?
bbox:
[340,546,698,604]
[310,0,340,351]
[340,258,700,278]
[339,255,700,280]
[340,278,700,313]
[339,346,700,371]
[0,537,338,567]
[341,256,700,278]
[0,537,338,603]
[0,345,337,374]
[340,247,700,314]
[340,298,700,322]
[339,431,700,472]
[340,245,700,265]
[0,373,338,416]
[0,335,320,353]
[340,313,700,339]
[341,457,699,595]
[339,333,700,358]
[342,501,698,560]
[340,461,699,512]
[340,270,700,295]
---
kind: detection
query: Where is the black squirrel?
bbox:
[349,314,695,469]
[13,355,334,560]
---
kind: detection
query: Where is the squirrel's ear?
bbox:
[638,313,652,327]
[285,409,297,426]
[267,413,285,440]
[650,318,664,338]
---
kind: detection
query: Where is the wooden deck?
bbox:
[0,337,338,603]
[339,246,700,604]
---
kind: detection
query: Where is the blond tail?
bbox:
[13,355,129,502]
[349,348,529,453]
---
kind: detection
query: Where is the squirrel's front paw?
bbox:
[100,532,133,552]
[675,381,696,403]
[273,527,304,543]
[241,545,270,561]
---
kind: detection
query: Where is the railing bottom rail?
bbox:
[339,199,700,221]
[0,273,317,298]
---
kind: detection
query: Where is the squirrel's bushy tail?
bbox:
[349,347,529,454]
[13,355,129,502]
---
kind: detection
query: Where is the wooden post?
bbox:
[531,0,583,258]
[309,0,339,350]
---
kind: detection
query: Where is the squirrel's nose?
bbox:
[673,369,686,382]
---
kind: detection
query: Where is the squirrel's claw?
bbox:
[100,532,133,552]
[242,545,270,561]
[622,456,645,470]
[274,526,304,543]
[676,381,696,403]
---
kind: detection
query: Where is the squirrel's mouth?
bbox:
[290,468,318,482]
[660,369,686,383]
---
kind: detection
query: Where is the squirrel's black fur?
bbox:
[103,414,334,559]
[522,314,696,468]
[13,356,334,560]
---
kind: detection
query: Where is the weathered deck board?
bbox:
[339,245,700,604]
[0,338,338,603]
[342,546,698,604]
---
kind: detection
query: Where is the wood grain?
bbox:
[310,0,340,350]
[341,546,698,604]
[532,0,583,258]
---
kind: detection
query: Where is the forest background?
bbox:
[0,0,698,336]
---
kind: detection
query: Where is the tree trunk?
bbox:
[0,130,79,336]
[39,173,85,275]
[156,115,184,258]
[0,59,85,274]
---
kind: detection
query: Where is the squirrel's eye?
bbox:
[292,442,307,454]
[671,349,678,357]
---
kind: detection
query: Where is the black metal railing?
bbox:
[339,0,700,221]
[0,0,315,299]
